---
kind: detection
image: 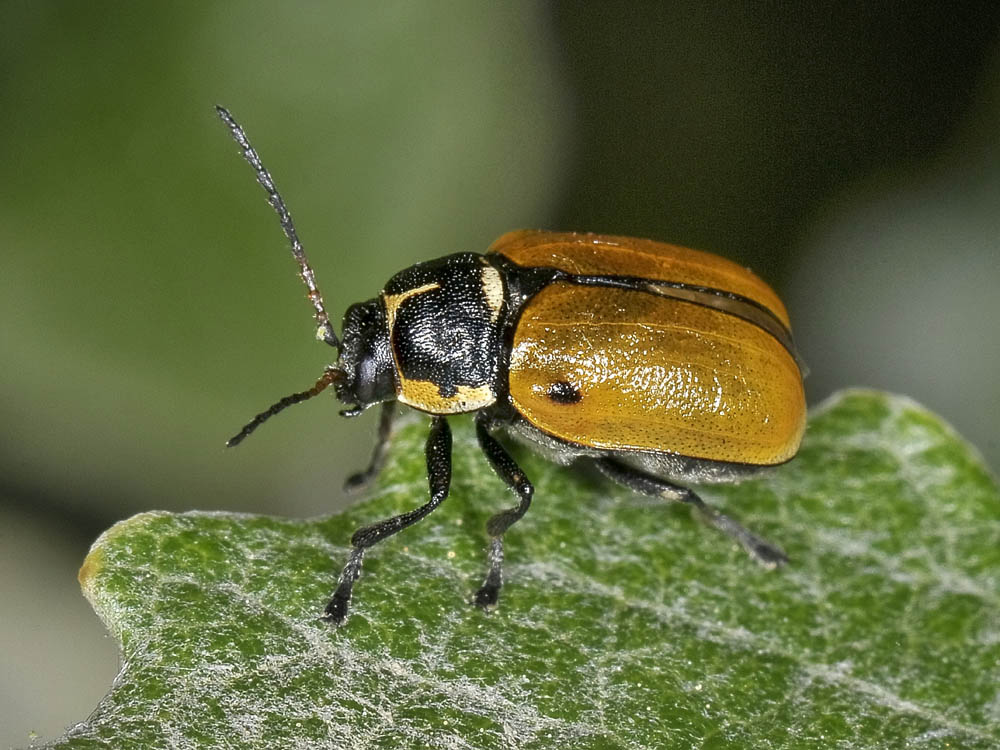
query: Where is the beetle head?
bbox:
[333,299,396,416]
[225,297,398,447]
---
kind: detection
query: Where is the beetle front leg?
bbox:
[474,414,534,609]
[323,415,452,625]
[343,401,396,493]
[595,457,788,567]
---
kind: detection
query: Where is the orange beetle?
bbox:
[218,108,807,625]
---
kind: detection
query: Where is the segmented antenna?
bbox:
[215,105,340,350]
[227,367,343,447]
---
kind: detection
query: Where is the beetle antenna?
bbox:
[227,367,343,447]
[216,105,340,350]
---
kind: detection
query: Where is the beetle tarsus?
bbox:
[323,547,365,625]
[323,597,349,625]
[750,540,789,568]
[694,504,789,567]
[474,538,504,609]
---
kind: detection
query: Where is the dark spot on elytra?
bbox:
[547,380,582,404]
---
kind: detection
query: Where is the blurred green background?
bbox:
[2,3,998,745]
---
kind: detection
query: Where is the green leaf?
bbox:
[44,391,1000,749]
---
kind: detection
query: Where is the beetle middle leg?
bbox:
[343,401,396,493]
[594,457,788,567]
[323,415,452,625]
[474,414,534,609]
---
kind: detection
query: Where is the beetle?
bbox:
[217,107,807,625]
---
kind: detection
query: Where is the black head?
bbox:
[224,299,397,447]
[333,299,396,416]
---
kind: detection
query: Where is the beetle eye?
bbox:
[357,355,377,388]
[352,353,392,406]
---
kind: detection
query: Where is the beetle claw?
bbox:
[473,584,500,610]
[322,582,353,626]
[474,537,504,610]
[343,471,372,494]
[322,596,350,626]
[747,538,790,568]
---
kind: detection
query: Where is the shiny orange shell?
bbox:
[489,230,806,466]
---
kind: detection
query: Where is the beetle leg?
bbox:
[324,415,452,625]
[343,401,396,493]
[594,457,788,567]
[474,414,534,609]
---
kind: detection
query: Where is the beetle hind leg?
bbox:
[474,415,534,609]
[595,457,788,567]
[323,415,452,625]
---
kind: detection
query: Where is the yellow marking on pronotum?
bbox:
[480,263,504,323]
[398,379,496,414]
[382,282,440,335]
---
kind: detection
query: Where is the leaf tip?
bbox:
[77,545,104,598]
[77,511,171,601]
